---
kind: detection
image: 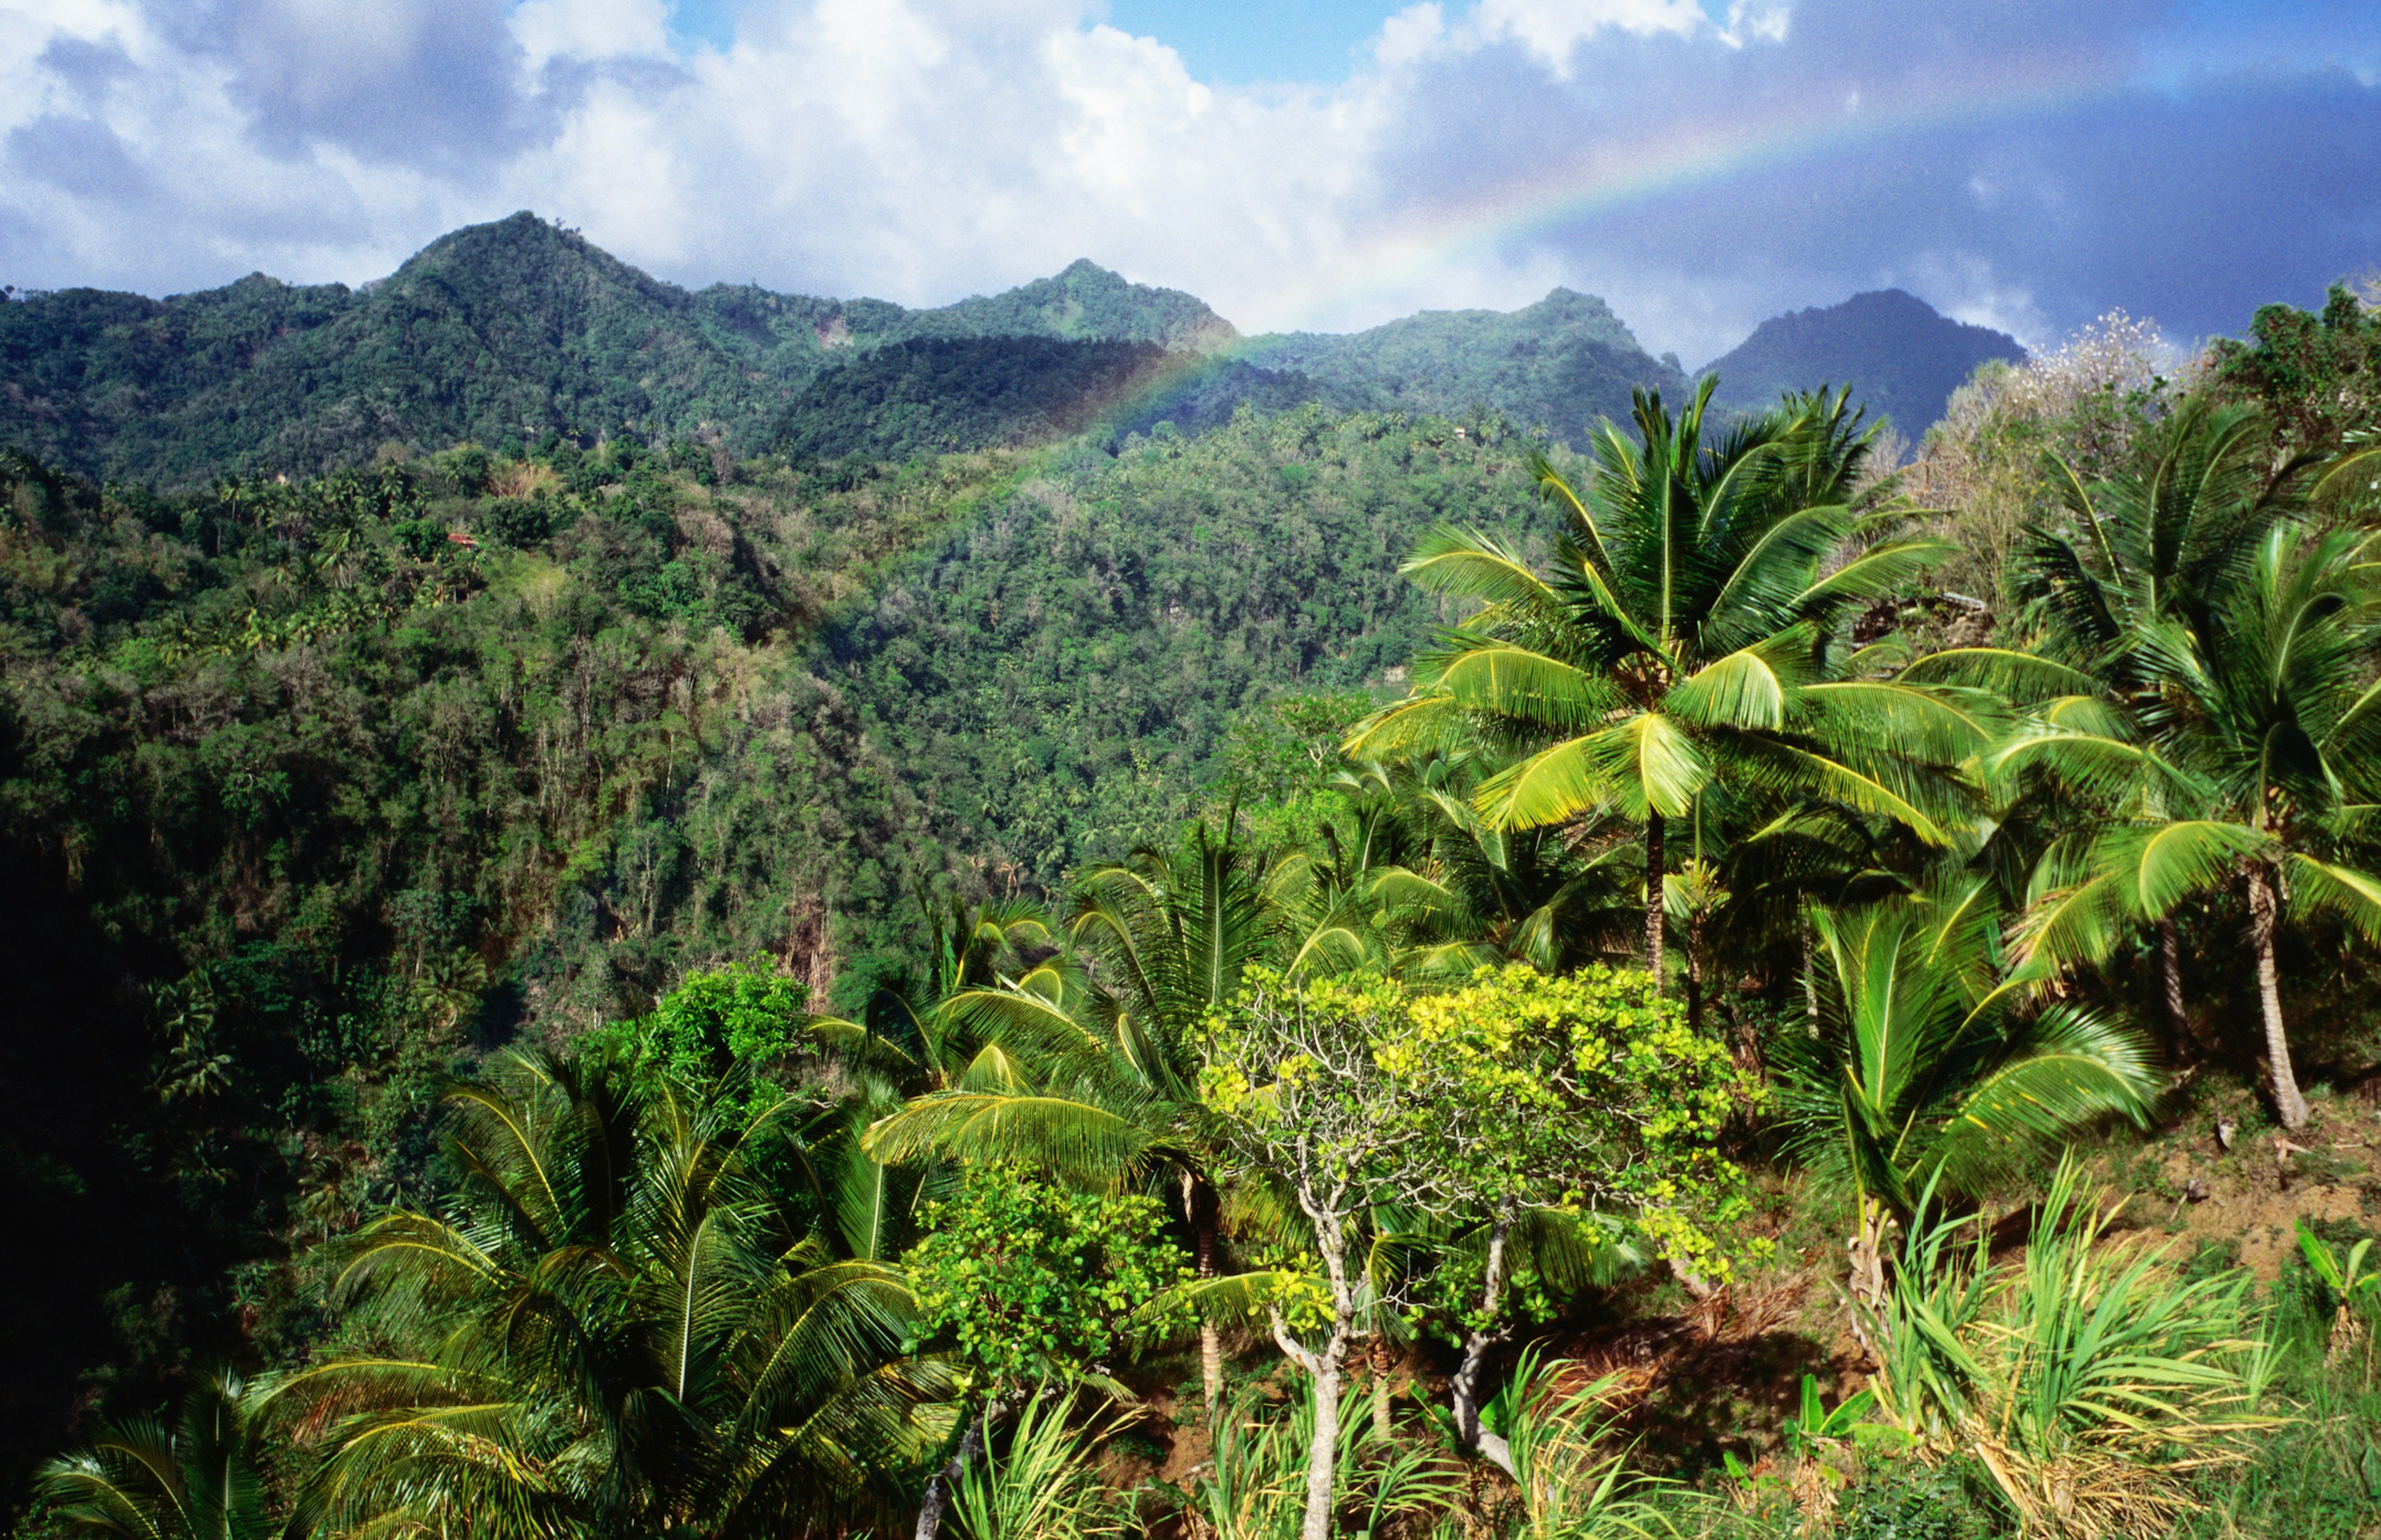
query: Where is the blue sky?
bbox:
[1102,1,1406,83]
[3,0,2377,361]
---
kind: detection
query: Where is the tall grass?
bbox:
[1183,1383,1459,1540]
[1864,1159,2276,1539]
[1494,1348,1672,1540]
[949,1391,1120,1540]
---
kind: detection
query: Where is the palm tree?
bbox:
[1349,383,1984,989]
[810,891,1077,1094]
[866,819,1304,1412]
[283,1048,932,1540]
[1995,521,2381,1127]
[40,1375,273,1540]
[1330,755,1639,980]
[1776,876,2157,1332]
[1914,397,2318,1049]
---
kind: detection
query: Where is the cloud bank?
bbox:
[3,0,2377,361]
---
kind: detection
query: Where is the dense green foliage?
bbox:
[776,338,1172,462]
[2207,278,2381,453]
[903,1164,1187,1397]
[579,957,812,1087]
[821,407,1550,890]
[7,267,2381,1540]
[0,219,1236,485]
[1235,289,1689,448]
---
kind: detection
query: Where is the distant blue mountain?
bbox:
[1698,289,2025,431]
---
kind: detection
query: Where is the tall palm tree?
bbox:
[1915,398,2321,1048]
[282,1048,933,1540]
[1995,520,2381,1127]
[1776,877,2157,1332]
[40,1376,273,1540]
[1349,383,1985,989]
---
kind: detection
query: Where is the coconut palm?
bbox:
[866,819,1316,1411]
[40,1375,273,1540]
[1349,382,1987,989]
[282,1048,933,1540]
[1912,398,2321,1046]
[1994,520,2381,1127]
[1329,755,1640,980]
[809,892,1079,1094]
[1776,876,2157,1328]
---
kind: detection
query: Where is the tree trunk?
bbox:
[1301,1362,1342,1540]
[1687,908,1706,1036]
[1370,1337,1393,1440]
[2245,864,2310,1130]
[1801,909,1819,1037]
[1643,810,1665,991]
[1450,1210,1517,1479]
[2159,918,2189,1059]
[913,1405,987,1540]
[1185,1171,1223,1411]
[1272,1211,1355,1540]
[1845,1194,1892,1361]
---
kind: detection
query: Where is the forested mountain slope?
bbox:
[0,404,1540,1491]
[1700,288,2025,430]
[1236,288,1692,446]
[0,216,1236,485]
[6,224,2380,1538]
[9,209,2031,496]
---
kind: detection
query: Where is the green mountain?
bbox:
[0,216,1237,486]
[890,257,1237,352]
[1698,288,2025,430]
[1235,288,1692,445]
[2,213,1709,486]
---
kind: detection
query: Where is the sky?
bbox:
[2,0,2377,364]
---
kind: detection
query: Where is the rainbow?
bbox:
[984,50,2153,445]
[1246,50,2137,337]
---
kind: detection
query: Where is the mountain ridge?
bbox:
[1234,287,1689,446]
[4,213,2018,486]
[0,214,1241,484]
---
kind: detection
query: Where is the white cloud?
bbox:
[512,0,671,67]
[1465,0,1707,76]
[2,0,2377,365]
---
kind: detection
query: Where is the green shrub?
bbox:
[1836,1456,2006,1540]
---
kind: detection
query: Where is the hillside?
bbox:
[0,216,1238,485]
[4,213,2380,1540]
[1698,288,2024,430]
[4,213,1873,490]
[1236,288,1692,445]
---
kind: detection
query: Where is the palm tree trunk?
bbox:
[1801,909,1819,1037]
[1185,1171,1223,1411]
[1845,1193,1892,1358]
[2159,918,2189,1057]
[1644,809,1665,990]
[2246,863,2310,1130]
[1687,909,1705,1035]
[1370,1337,1393,1440]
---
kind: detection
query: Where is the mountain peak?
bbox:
[1701,290,2024,428]
[919,261,1238,352]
